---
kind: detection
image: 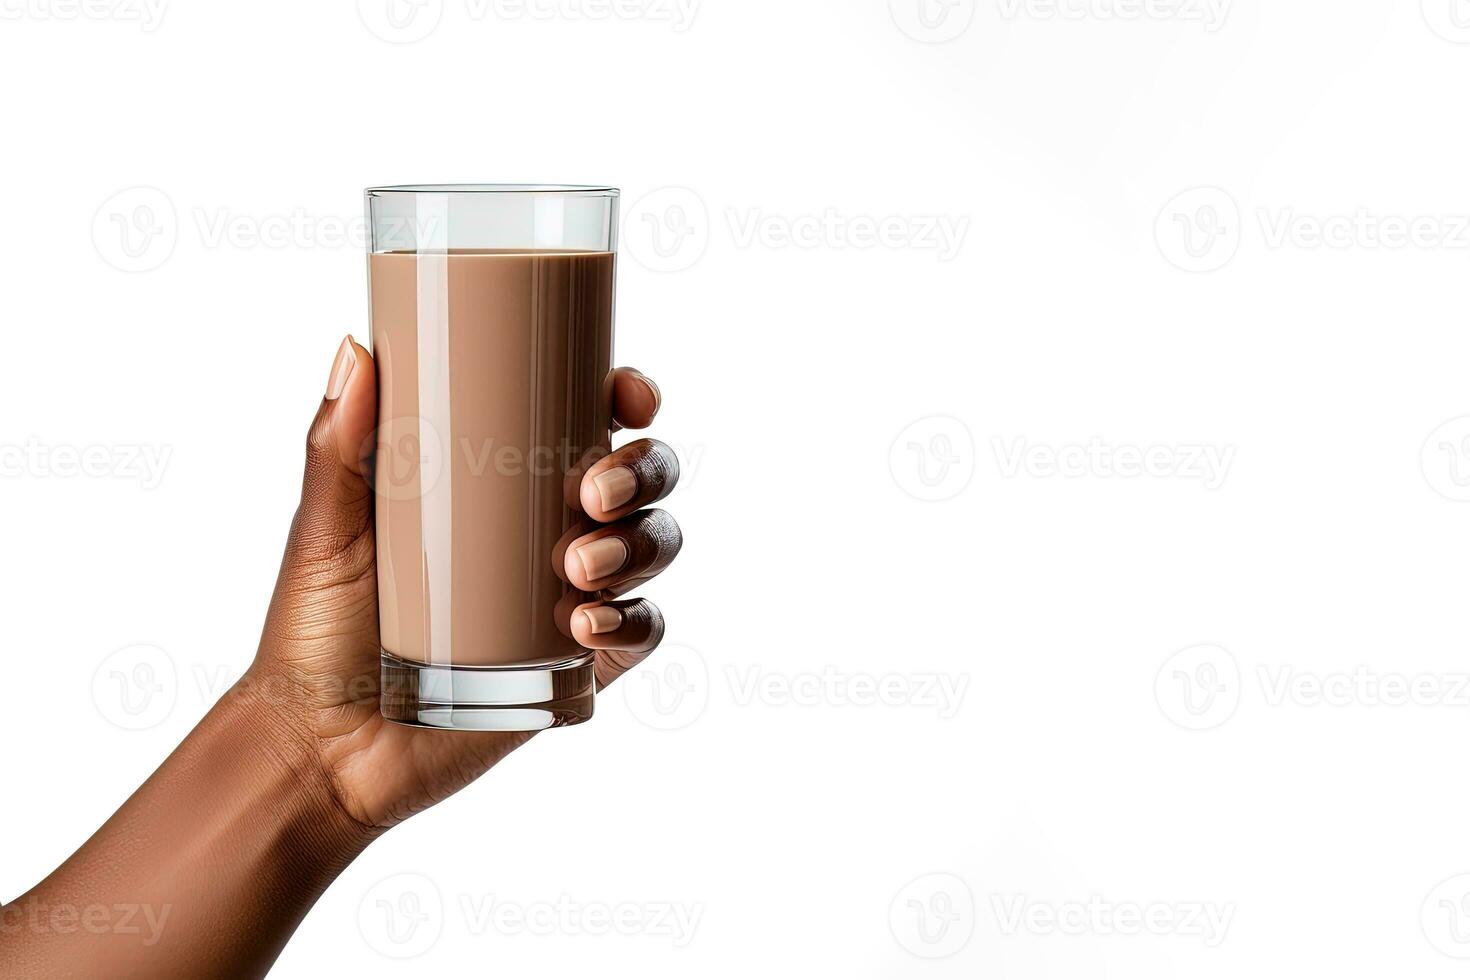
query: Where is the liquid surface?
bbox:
[369,250,614,667]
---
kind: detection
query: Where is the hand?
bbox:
[0,339,679,980]
[247,338,681,830]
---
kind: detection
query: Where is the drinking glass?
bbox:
[365,184,618,731]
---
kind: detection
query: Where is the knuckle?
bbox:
[305,404,335,457]
[631,508,683,569]
[632,599,665,652]
[628,438,680,496]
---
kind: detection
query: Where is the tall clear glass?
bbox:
[365,185,618,731]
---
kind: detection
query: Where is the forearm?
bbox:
[0,679,379,979]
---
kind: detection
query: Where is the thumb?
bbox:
[287,335,377,569]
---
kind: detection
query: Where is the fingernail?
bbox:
[580,606,623,635]
[592,466,638,512]
[326,336,356,401]
[638,373,662,415]
[574,537,627,581]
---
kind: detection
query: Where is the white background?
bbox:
[3,0,1470,976]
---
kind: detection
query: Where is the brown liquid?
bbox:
[369,250,614,667]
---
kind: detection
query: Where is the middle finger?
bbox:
[554,508,683,592]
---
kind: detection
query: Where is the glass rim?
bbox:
[366,183,619,197]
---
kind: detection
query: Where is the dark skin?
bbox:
[0,341,681,978]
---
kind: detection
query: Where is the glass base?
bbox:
[380,651,595,731]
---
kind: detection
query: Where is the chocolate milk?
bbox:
[369,250,614,668]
